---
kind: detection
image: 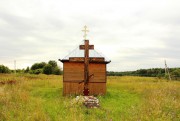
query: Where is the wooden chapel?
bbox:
[59,26,111,96]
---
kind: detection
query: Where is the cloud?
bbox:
[0,0,180,71]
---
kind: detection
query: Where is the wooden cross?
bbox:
[82,25,89,40]
[79,40,94,95]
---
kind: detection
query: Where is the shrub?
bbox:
[53,66,62,75]
[43,64,53,75]
[31,62,46,70]
[0,65,11,73]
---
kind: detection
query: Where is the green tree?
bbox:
[25,66,30,73]
[43,64,53,75]
[0,65,10,73]
[171,69,180,80]
[31,62,46,70]
[53,66,62,75]
[48,60,62,75]
[48,60,57,68]
[30,62,46,74]
[28,60,62,75]
[34,69,43,74]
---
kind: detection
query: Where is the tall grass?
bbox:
[0,74,179,121]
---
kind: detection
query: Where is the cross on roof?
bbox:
[82,25,89,40]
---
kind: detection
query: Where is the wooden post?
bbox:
[79,40,94,95]
[84,40,89,84]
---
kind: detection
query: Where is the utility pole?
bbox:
[165,60,171,80]
[14,60,16,74]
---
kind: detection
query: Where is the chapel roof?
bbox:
[60,41,111,64]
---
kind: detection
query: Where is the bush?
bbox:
[171,69,180,77]
[27,60,62,75]
[53,66,62,75]
[48,60,57,68]
[43,64,53,75]
[34,69,43,74]
[31,62,46,70]
[0,65,11,73]
[25,67,30,73]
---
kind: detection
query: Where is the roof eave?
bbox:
[59,59,111,64]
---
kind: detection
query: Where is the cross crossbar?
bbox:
[79,45,94,50]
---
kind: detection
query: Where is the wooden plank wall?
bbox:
[89,63,106,82]
[63,82,84,95]
[63,62,107,95]
[64,62,84,82]
[63,62,84,95]
[89,63,106,95]
[88,82,106,95]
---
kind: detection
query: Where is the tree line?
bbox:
[0,60,62,75]
[107,68,180,79]
[1,62,180,79]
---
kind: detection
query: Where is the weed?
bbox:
[0,74,179,121]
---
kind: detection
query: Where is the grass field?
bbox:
[0,74,179,121]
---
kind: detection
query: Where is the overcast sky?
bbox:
[0,0,180,71]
